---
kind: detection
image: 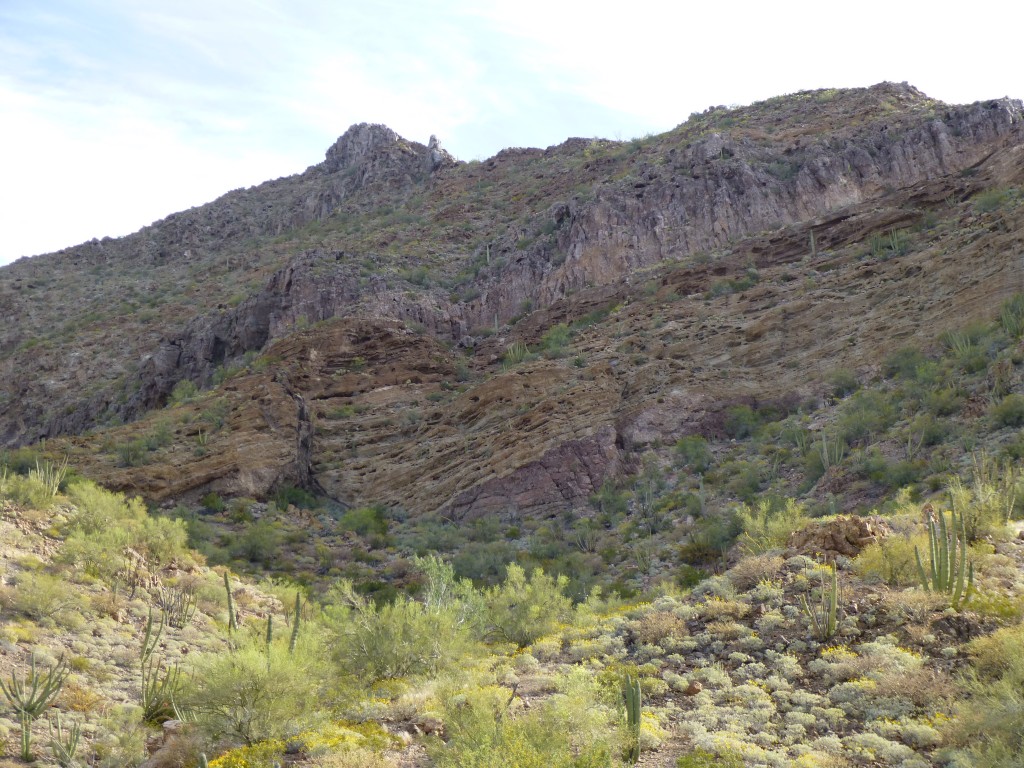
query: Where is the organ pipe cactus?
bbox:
[801,561,841,641]
[915,508,975,609]
[624,674,642,764]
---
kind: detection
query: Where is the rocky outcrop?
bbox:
[444,426,620,521]
[788,516,893,559]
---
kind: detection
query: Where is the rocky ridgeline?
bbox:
[5,83,1024,518]
[126,85,1024,416]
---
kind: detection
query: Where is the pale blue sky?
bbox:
[2,0,1021,265]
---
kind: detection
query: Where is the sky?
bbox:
[1,1,1022,266]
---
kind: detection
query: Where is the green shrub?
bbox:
[999,293,1024,339]
[883,347,928,380]
[273,485,319,510]
[1,572,85,626]
[484,564,572,647]
[182,637,323,745]
[325,580,479,683]
[430,669,618,768]
[854,534,926,586]
[60,481,189,580]
[828,368,859,397]
[168,379,198,407]
[990,394,1024,428]
[540,324,571,358]
[735,498,809,554]
[338,505,389,538]
[838,390,896,445]
[674,435,712,473]
[723,405,760,439]
[230,520,282,565]
[946,624,1024,765]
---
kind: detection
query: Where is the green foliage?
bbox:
[973,187,1010,213]
[854,533,925,586]
[201,492,225,513]
[429,670,618,768]
[947,459,1018,541]
[998,293,1024,339]
[734,497,809,554]
[3,571,85,626]
[915,508,975,610]
[273,485,319,510]
[230,519,282,565]
[947,624,1024,765]
[883,346,928,380]
[59,480,189,582]
[338,504,389,538]
[324,579,479,683]
[484,564,572,647]
[168,379,199,406]
[0,653,69,761]
[182,636,324,746]
[990,394,1024,428]
[722,405,760,439]
[48,711,82,768]
[540,324,571,357]
[677,750,744,768]
[0,458,68,509]
[800,562,841,641]
[828,368,859,397]
[502,340,531,369]
[837,390,896,445]
[140,609,181,724]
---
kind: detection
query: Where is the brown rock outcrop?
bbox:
[788,516,892,559]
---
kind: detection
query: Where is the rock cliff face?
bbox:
[8,83,1024,519]
[117,85,1024,423]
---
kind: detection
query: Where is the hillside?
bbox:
[3,81,1024,766]
[2,467,1024,767]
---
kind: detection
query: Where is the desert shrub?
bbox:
[338,505,389,538]
[274,485,319,510]
[540,324,571,357]
[735,498,809,554]
[828,368,859,397]
[999,293,1024,339]
[0,571,85,626]
[325,580,479,683]
[230,520,283,565]
[728,553,784,591]
[0,471,56,510]
[182,637,324,746]
[91,705,149,768]
[630,611,689,645]
[924,385,962,416]
[883,347,928,380]
[484,564,572,647]
[674,435,713,473]
[974,187,1010,213]
[853,534,927,586]
[429,669,618,768]
[60,481,188,579]
[168,379,198,406]
[723,405,760,439]
[721,460,763,502]
[837,390,896,445]
[948,464,1018,541]
[990,394,1024,428]
[945,625,1024,765]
